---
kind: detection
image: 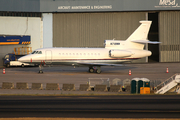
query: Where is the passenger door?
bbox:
[45,50,52,64]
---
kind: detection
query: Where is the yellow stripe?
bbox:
[0,42,19,45]
[22,41,30,44]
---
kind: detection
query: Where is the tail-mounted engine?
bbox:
[109,49,132,58]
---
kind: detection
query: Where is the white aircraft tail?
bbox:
[126,20,160,49]
[105,20,160,50]
[126,21,152,42]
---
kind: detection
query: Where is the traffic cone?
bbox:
[129,69,131,75]
[3,68,5,74]
[166,67,169,73]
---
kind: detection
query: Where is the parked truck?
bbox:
[3,47,34,68]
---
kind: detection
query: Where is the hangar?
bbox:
[0,0,180,66]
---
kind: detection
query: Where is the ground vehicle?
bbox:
[3,47,34,68]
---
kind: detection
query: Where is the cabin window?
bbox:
[76,53,78,55]
[84,53,86,55]
[62,53,64,55]
[73,53,75,55]
[91,53,93,55]
[66,53,68,55]
[80,53,82,55]
[95,53,97,55]
[69,53,71,55]
[98,53,100,56]
[59,53,61,55]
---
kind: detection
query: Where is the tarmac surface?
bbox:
[0,63,180,118]
[0,95,180,118]
[0,63,180,95]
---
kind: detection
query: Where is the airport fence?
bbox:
[0,77,164,93]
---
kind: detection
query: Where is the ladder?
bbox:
[155,73,180,94]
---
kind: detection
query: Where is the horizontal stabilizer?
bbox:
[131,40,161,44]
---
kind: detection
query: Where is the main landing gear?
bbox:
[89,66,101,74]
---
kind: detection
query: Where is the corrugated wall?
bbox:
[53,12,147,63]
[159,11,180,62]
[53,12,146,47]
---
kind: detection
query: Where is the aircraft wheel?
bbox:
[96,66,101,74]
[89,68,94,73]
[39,70,43,74]
[6,63,10,68]
[21,64,24,68]
[96,69,101,74]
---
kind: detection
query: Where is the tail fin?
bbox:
[126,21,152,41]
[104,20,160,50]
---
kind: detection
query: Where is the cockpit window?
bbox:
[32,51,36,54]
[31,51,42,54]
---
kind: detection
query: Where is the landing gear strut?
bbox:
[89,66,101,74]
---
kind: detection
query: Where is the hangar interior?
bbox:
[148,12,159,62]
[0,0,180,67]
[0,14,43,66]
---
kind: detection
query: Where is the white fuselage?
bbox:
[18,47,151,66]
[18,21,156,69]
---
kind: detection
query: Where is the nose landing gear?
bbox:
[89,66,101,74]
[39,64,43,74]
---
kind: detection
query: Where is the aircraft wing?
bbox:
[77,62,124,66]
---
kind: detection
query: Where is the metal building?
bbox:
[0,0,180,66]
[159,11,180,62]
[53,12,146,47]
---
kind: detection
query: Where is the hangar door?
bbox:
[159,11,180,62]
[53,12,147,63]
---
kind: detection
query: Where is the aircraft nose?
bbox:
[18,56,27,62]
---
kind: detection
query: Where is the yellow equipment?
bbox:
[140,87,150,94]
[14,47,32,55]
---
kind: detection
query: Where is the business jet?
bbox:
[18,20,160,74]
